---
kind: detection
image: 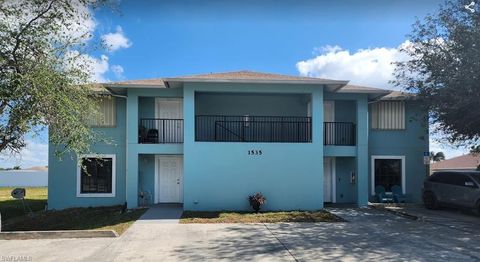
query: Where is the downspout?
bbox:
[105,86,128,206]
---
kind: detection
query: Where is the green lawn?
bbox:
[0,187,146,235]
[180,210,344,223]
[0,187,47,221]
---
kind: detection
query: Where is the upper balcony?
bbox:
[135,94,356,146]
[139,118,183,143]
[324,122,356,146]
[195,115,312,143]
[194,115,355,145]
[138,97,184,144]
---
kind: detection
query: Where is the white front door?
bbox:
[156,155,183,203]
[324,157,335,203]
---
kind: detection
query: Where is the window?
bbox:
[370,101,405,130]
[77,154,116,197]
[371,156,405,194]
[89,96,116,127]
[471,174,480,185]
[430,172,478,188]
[429,172,455,184]
[454,174,477,188]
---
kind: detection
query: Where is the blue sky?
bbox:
[0,0,470,168]
[95,0,441,79]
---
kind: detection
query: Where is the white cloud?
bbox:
[0,140,48,169]
[296,41,412,90]
[91,55,110,82]
[101,26,132,52]
[64,51,110,83]
[430,139,469,159]
[111,64,125,79]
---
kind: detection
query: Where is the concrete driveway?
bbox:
[1,207,480,261]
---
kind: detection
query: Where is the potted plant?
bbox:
[248,192,266,212]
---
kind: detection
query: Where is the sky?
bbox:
[0,0,471,168]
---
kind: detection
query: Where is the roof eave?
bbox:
[338,89,392,100]
[163,78,349,86]
[103,83,166,89]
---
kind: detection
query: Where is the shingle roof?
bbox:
[103,70,415,100]
[380,91,416,100]
[339,85,416,100]
[105,70,345,88]
[107,78,166,87]
[339,84,392,93]
[170,70,335,82]
[431,154,480,170]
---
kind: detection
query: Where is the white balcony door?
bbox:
[155,98,183,143]
[156,155,183,203]
[324,101,335,144]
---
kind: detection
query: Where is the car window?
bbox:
[429,172,476,187]
[445,173,458,184]
[429,172,446,183]
[470,174,480,185]
[453,174,477,188]
[430,172,455,184]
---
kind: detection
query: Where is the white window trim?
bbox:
[77,154,116,198]
[370,155,406,195]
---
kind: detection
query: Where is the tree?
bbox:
[430,151,446,162]
[394,0,480,149]
[0,0,108,157]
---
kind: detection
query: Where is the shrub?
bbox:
[248,192,266,212]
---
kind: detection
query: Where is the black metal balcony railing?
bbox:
[195,115,312,143]
[139,118,183,143]
[324,122,356,146]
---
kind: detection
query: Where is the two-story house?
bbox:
[48,71,429,210]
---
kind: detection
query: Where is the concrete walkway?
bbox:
[136,204,183,224]
[2,207,480,261]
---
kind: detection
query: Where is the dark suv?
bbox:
[422,171,480,212]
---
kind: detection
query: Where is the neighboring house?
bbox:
[48,71,429,210]
[431,154,480,172]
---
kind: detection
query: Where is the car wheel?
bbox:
[476,200,480,216]
[423,192,438,210]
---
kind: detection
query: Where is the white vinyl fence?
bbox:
[0,170,48,187]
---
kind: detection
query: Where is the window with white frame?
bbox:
[370,101,405,130]
[77,154,116,197]
[89,96,116,127]
[371,155,406,194]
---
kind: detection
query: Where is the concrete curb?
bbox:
[369,205,420,221]
[0,230,118,240]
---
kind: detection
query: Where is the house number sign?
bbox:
[248,150,263,155]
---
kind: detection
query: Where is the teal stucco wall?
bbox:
[48,98,127,210]
[335,157,357,203]
[183,82,325,211]
[138,154,155,205]
[368,101,429,202]
[47,82,428,210]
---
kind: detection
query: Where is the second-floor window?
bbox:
[370,101,405,130]
[90,96,116,127]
